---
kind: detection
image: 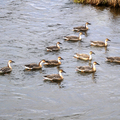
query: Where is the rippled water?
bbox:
[0,0,120,119]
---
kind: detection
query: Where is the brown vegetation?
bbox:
[73,0,120,7]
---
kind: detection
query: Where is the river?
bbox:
[0,0,120,119]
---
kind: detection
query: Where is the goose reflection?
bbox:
[77,71,97,83]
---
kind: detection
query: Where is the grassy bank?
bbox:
[73,0,120,7]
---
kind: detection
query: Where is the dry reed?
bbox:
[73,0,120,7]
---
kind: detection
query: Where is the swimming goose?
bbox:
[73,22,91,32]
[74,51,95,61]
[43,69,66,81]
[91,38,111,47]
[46,42,62,51]
[44,57,64,66]
[63,32,82,41]
[0,60,15,74]
[106,57,120,63]
[76,62,99,73]
[24,59,46,70]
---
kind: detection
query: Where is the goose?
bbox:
[73,22,91,32]
[24,59,46,70]
[74,51,95,61]
[44,57,63,66]
[43,69,66,81]
[76,62,99,73]
[91,38,111,47]
[46,42,62,51]
[63,32,82,41]
[0,60,15,74]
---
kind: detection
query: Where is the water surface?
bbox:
[0,0,120,119]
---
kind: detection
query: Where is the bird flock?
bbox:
[0,22,120,82]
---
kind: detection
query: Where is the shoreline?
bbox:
[73,0,120,7]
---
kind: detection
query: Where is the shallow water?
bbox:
[0,0,120,119]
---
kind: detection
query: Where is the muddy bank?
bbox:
[73,0,120,7]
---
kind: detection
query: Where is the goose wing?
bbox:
[74,53,89,60]
[73,26,85,29]
[73,26,87,31]
[68,36,79,41]
[114,57,120,62]
[106,57,120,62]
[91,41,105,46]
[25,63,38,69]
[77,66,92,72]
[0,67,12,73]
[64,36,79,41]
[44,74,61,80]
[44,60,59,65]
[106,57,114,61]
[46,46,59,51]
[79,54,89,59]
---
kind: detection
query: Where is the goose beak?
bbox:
[92,52,95,54]
[61,57,64,60]
[96,62,100,65]
[108,39,111,41]
[11,61,15,63]
[88,22,91,25]
[63,70,66,73]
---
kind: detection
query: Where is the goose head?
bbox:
[89,51,95,55]
[86,22,91,25]
[8,60,15,68]
[57,42,62,45]
[105,38,111,46]
[58,57,64,60]
[59,69,66,73]
[85,22,91,29]
[93,62,100,65]
[39,59,46,67]
[56,42,62,48]
[105,38,111,42]
[8,60,15,63]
